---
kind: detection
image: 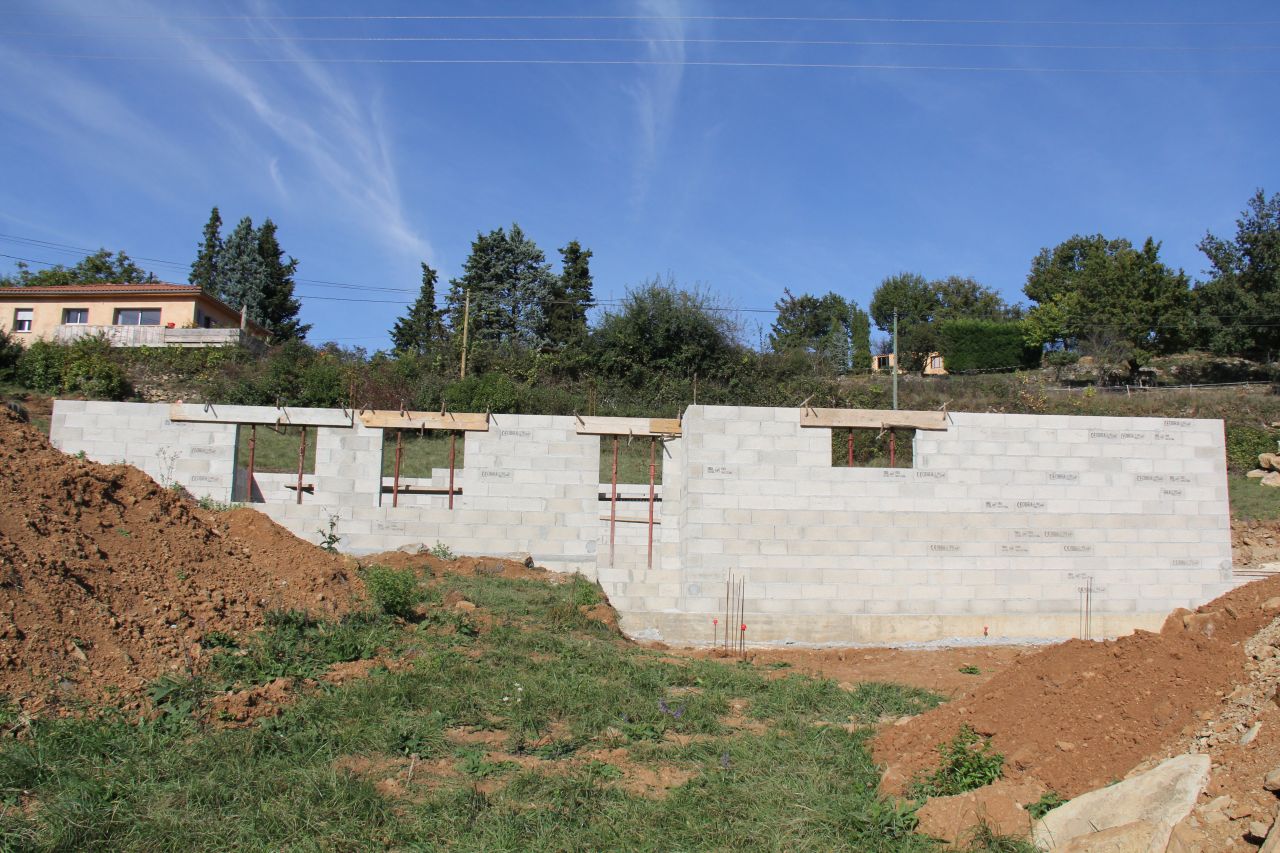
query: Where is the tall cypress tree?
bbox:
[543,240,594,348]
[256,218,309,343]
[391,263,445,356]
[444,224,555,348]
[190,206,223,294]
[219,216,266,323]
[849,304,872,371]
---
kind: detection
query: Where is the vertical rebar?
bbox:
[725,575,732,656]
[296,426,307,505]
[246,424,257,503]
[739,581,746,659]
[610,436,618,567]
[392,430,403,507]
[448,430,457,510]
[889,429,896,468]
[647,436,656,569]
[846,430,854,467]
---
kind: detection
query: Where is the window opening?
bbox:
[115,308,161,326]
[380,429,465,507]
[63,308,89,325]
[234,424,317,502]
[831,427,915,468]
[13,309,32,332]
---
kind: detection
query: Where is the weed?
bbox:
[196,495,234,512]
[908,725,1004,799]
[317,513,341,553]
[74,450,87,460]
[115,527,131,538]
[200,631,239,650]
[962,820,1040,852]
[210,610,394,685]
[428,541,456,560]
[1026,790,1067,820]
[456,747,516,779]
[959,664,981,675]
[362,565,425,618]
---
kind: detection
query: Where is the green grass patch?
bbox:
[0,572,967,851]
[907,725,1005,800]
[380,429,465,479]
[1229,473,1280,521]
[598,435,665,485]
[234,424,317,474]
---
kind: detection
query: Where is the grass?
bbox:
[380,429,466,479]
[0,568,1020,851]
[1229,473,1280,521]
[234,424,317,474]
[598,435,666,485]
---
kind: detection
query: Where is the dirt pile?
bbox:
[0,409,362,709]
[873,574,1280,801]
[1234,518,1280,570]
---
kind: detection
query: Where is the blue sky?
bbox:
[1,1,1277,349]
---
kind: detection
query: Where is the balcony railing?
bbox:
[52,325,265,352]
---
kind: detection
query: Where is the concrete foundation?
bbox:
[50,400,1237,646]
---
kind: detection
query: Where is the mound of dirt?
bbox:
[1234,518,1280,569]
[0,410,363,710]
[356,549,551,581]
[873,573,1280,801]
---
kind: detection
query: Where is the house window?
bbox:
[930,356,943,370]
[115,308,161,326]
[13,308,32,333]
[63,308,89,325]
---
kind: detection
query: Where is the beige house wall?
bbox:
[4,294,246,345]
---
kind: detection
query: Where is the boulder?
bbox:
[915,778,1044,846]
[1032,754,1210,853]
[1056,820,1158,852]
[1264,472,1280,488]
[1250,469,1269,479]
[1260,453,1280,471]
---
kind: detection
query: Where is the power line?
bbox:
[6,33,1279,52]
[12,53,1280,74]
[4,13,1278,26]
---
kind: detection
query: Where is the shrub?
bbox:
[363,565,425,618]
[1226,424,1279,473]
[1026,791,1067,820]
[908,725,1004,799]
[936,320,1041,374]
[444,372,520,414]
[61,336,127,399]
[16,340,66,393]
[0,329,21,381]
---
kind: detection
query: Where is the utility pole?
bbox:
[892,308,899,411]
[459,289,470,380]
[847,303,854,372]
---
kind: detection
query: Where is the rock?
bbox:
[1249,469,1269,479]
[1250,820,1272,842]
[396,543,427,555]
[1263,766,1280,791]
[1033,754,1211,853]
[1181,611,1227,638]
[1264,472,1280,488]
[1264,597,1280,613]
[1056,740,1077,752]
[1241,722,1262,745]
[915,778,1044,845]
[1055,819,1158,852]
[1261,453,1280,471]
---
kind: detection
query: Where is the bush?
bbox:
[16,340,66,393]
[936,320,1041,374]
[61,336,127,399]
[363,565,425,618]
[0,330,21,382]
[1226,424,1279,473]
[908,725,1004,799]
[444,372,520,413]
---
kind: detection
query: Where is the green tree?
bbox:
[256,218,309,343]
[218,216,266,323]
[444,224,556,349]
[932,276,1015,321]
[542,240,594,349]
[190,206,223,294]
[1195,189,1280,359]
[849,303,872,371]
[593,276,739,383]
[391,263,446,357]
[769,289,851,371]
[1022,234,1191,365]
[869,273,939,371]
[1,249,156,288]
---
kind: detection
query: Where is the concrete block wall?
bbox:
[49,400,1237,646]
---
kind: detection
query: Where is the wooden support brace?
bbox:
[359,410,490,431]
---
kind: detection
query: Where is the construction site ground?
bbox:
[7,405,1280,849]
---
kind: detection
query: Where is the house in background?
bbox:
[871,352,948,376]
[2,282,268,351]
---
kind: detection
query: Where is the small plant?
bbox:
[962,820,1040,853]
[456,747,516,778]
[196,495,234,512]
[116,527,131,538]
[317,513,341,553]
[200,631,239,650]
[428,541,456,560]
[74,450,87,461]
[908,725,1004,799]
[959,664,981,675]
[1026,791,1067,820]
[363,564,425,618]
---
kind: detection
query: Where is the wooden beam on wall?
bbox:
[574,416,682,437]
[800,407,948,431]
[358,410,490,432]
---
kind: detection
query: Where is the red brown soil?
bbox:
[873,574,1280,803]
[0,410,363,710]
[356,549,552,582]
[1233,518,1280,569]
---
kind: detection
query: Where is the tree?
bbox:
[190,206,223,294]
[933,276,1016,321]
[1022,234,1192,365]
[1194,189,1280,359]
[542,240,594,349]
[256,218,309,343]
[593,276,740,383]
[769,289,851,370]
[218,216,267,323]
[391,263,446,357]
[849,304,872,371]
[1,249,156,288]
[869,273,940,371]
[444,224,557,349]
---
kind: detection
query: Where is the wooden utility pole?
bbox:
[459,290,470,379]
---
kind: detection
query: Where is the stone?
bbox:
[1263,472,1280,488]
[1250,469,1269,479]
[1241,722,1262,745]
[1250,820,1272,841]
[1264,597,1280,613]
[1057,740,1077,752]
[1263,766,1280,791]
[1056,820,1158,852]
[1261,453,1280,471]
[1033,754,1211,853]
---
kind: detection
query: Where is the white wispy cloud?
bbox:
[625,0,688,206]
